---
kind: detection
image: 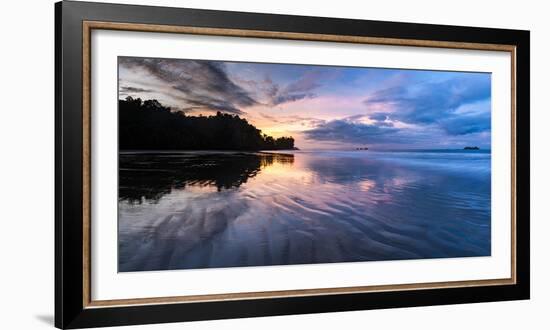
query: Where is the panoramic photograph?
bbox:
[117,56,491,272]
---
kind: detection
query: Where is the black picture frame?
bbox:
[55,1,530,328]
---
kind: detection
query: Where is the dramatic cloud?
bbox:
[363,75,491,135]
[303,107,489,147]
[118,56,492,149]
[304,116,401,144]
[260,71,322,106]
[119,57,258,114]
[439,110,491,135]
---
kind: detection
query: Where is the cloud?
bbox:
[260,71,322,106]
[271,92,316,105]
[302,112,471,147]
[367,112,389,121]
[363,75,491,135]
[120,86,153,94]
[259,113,327,128]
[286,71,322,93]
[439,111,491,135]
[304,117,400,144]
[119,57,258,114]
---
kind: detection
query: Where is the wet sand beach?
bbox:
[118,150,491,272]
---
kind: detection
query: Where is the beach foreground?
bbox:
[118,150,491,272]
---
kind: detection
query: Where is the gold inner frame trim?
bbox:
[82,20,517,309]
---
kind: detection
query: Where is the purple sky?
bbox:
[119,57,491,150]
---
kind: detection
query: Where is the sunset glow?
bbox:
[119,57,491,150]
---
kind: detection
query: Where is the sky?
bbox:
[118,56,491,150]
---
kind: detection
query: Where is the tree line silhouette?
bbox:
[119,97,296,150]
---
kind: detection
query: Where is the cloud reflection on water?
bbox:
[118,150,491,272]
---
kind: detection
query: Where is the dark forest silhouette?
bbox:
[119,97,295,150]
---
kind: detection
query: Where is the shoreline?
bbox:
[119,148,491,154]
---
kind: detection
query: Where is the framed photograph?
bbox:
[55,1,530,328]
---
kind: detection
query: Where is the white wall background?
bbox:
[0,0,546,329]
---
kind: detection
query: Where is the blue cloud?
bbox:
[363,74,491,135]
[439,110,491,135]
[367,112,389,121]
[304,118,400,144]
[303,116,488,148]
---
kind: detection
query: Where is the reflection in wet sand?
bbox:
[118,150,491,272]
[119,152,294,203]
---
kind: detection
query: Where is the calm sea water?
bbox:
[118,150,491,272]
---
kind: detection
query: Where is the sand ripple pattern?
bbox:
[118,150,491,272]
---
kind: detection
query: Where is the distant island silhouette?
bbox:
[463,146,480,150]
[119,97,295,151]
